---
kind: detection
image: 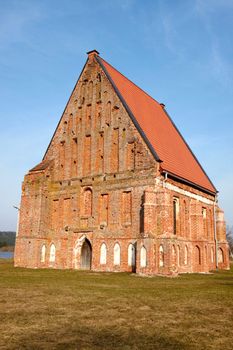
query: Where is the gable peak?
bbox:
[86,49,100,58]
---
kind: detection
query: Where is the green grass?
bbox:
[0,260,233,350]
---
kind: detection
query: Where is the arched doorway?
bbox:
[81,239,92,270]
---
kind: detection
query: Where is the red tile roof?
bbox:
[97,56,216,194]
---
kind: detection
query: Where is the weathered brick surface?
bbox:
[14,52,230,275]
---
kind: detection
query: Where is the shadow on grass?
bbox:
[7,324,189,350]
[2,260,233,350]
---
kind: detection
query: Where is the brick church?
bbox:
[14,50,229,275]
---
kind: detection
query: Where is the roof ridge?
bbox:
[99,57,163,108]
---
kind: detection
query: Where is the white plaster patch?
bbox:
[74,235,86,254]
[155,178,215,205]
[73,235,87,269]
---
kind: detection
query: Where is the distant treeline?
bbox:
[0,232,16,248]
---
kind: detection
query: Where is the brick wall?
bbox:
[14,53,230,275]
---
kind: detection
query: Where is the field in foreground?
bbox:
[0,260,233,350]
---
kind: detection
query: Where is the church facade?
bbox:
[14,50,229,275]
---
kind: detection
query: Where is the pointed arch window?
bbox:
[41,244,46,263]
[49,243,56,262]
[100,243,107,265]
[159,245,164,267]
[140,246,147,267]
[113,243,120,265]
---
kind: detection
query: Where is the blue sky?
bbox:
[0,0,233,230]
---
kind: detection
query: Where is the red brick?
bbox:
[14,51,230,275]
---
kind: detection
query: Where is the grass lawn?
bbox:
[0,260,233,350]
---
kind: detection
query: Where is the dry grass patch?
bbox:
[0,260,233,350]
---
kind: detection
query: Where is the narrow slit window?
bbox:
[173,198,179,235]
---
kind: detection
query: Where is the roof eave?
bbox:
[161,170,217,196]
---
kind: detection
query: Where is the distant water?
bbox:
[0,252,14,259]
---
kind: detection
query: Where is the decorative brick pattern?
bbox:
[14,51,230,275]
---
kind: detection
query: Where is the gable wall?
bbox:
[44,57,157,180]
[14,55,229,274]
[15,56,160,269]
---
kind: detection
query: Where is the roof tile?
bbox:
[98,56,216,193]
